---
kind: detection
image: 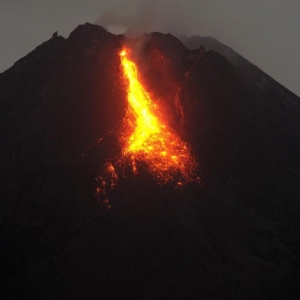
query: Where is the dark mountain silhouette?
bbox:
[1,23,300,299]
[181,35,300,108]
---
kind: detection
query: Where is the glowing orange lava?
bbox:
[120,48,194,180]
[94,49,197,209]
[120,49,193,180]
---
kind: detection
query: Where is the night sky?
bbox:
[1,0,299,96]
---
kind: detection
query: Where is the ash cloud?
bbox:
[95,0,189,38]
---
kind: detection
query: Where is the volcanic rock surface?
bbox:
[1,23,300,299]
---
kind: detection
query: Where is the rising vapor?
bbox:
[95,0,189,38]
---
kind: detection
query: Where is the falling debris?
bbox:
[95,162,118,212]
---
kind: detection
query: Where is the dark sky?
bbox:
[1,0,299,96]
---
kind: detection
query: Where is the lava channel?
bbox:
[120,48,194,181]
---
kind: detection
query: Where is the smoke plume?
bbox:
[95,0,188,38]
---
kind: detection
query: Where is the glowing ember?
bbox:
[120,48,194,180]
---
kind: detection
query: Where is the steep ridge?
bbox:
[181,35,300,111]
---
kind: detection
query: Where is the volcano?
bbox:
[1,23,300,299]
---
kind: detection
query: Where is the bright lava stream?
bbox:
[120,48,194,181]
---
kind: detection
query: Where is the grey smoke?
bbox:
[95,0,188,37]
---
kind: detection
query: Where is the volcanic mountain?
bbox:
[1,23,300,299]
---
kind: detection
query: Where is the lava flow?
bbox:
[120,48,194,180]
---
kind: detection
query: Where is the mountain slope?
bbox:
[0,23,300,299]
[181,35,300,110]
